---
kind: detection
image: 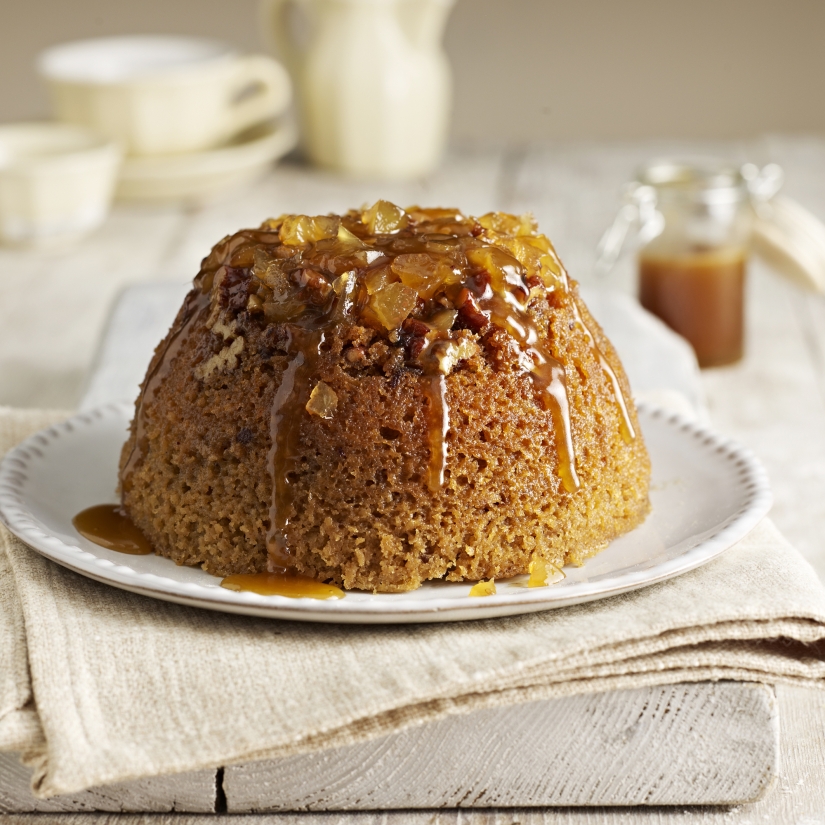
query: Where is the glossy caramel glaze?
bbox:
[220,572,344,599]
[424,374,449,492]
[266,330,324,571]
[73,504,153,555]
[569,298,635,443]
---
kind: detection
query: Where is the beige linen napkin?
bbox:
[2,407,825,799]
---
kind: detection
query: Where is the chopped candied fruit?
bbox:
[337,225,367,248]
[259,216,285,232]
[362,200,409,235]
[527,557,565,587]
[489,235,565,292]
[406,206,465,223]
[229,245,257,268]
[466,247,529,301]
[306,381,338,419]
[493,236,544,269]
[469,579,496,597]
[392,253,462,299]
[332,273,351,295]
[427,308,458,332]
[201,205,577,378]
[280,215,340,245]
[367,282,419,330]
[478,211,537,236]
[364,265,395,295]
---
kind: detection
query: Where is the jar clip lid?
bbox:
[596,160,825,293]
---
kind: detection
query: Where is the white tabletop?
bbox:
[2,136,825,822]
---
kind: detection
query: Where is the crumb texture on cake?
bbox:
[119,202,651,592]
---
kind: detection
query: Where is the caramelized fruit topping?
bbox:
[469,579,497,597]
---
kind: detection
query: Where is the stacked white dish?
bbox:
[0,37,294,245]
[38,35,295,205]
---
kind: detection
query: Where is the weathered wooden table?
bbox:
[1,137,824,822]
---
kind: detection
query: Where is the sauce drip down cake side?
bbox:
[118,203,651,592]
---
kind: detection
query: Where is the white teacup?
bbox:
[38,36,292,156]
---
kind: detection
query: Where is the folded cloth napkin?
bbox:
[3,408,825,799]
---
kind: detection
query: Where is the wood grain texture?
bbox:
[223,682,777,811]
[0,685,820,823]
[0,754,215,813]
[0,682,779,813]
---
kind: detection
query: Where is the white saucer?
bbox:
[0,402,771,624]
[115,119,297,203]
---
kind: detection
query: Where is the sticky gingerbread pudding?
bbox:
[119,202,651,592]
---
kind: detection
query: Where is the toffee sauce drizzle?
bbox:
[221,571,343,599]
[423,374,450,492]
[569,297,635,444]
[266,329,324,571]
[71,506,342,599]
[465,273,580,493]
[72,504,153,555]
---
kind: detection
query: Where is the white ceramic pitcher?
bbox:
[263,0,454,179]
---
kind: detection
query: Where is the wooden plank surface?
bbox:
[0,687,820,823]
[0,682,781,812]
[0,755,215,814]
[224,683,777,811]
[0,205,188,408]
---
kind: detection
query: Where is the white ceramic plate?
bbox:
[115,119,297,203]
[0,402,771,624]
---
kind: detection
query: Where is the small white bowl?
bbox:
[0,122,121,246]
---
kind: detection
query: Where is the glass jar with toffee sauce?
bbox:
[635,161,754,368]
[598,159,825,360]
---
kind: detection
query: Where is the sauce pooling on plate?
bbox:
[73,504,344,598]
[72,504,153,555]
[220,572,344,600]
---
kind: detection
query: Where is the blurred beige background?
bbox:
[2,0,825,142]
